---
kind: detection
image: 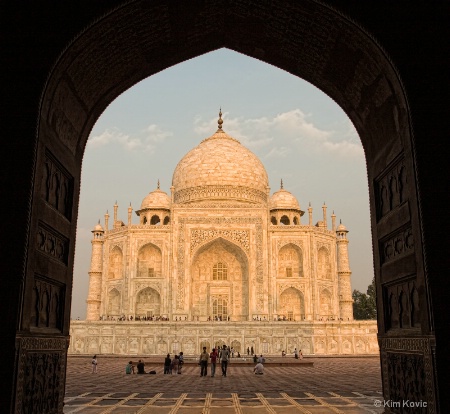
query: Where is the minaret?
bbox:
[308,202,313,226]
[331,210,336,231]
[86,221,104,320]
[128,203,133,226]
[322,202,327,229]
[113,201,118,228]
[104,210,109,231]
[336,220,354,320]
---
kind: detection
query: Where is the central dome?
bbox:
[172,121,269,205]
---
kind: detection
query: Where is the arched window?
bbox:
[150,215,160,225]
[163,216,170,225]
[280,215,290,225]
[213,262,227,280]
[293,216,299,225]
[213,298,228,320]
[271,216,277,225]
[143,216,147,225]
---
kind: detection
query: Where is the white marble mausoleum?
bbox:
[69,112,378,356]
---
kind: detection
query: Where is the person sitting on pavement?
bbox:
[137,360,146,374]
[125,361,135,374]
[254,362,264,375]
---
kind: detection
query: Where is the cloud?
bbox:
[264,146,291,159]
[88,124,172,152]
[193,109,363,158]
[144,124,172,143]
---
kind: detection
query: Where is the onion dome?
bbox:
[269,180,301,211]
[140,181,171,210]
[93,222,104,232]
[336,221,348,232]
[171,110,269,204]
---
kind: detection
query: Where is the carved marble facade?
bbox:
[75,120,378,355]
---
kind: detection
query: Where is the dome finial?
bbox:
[157,179,160,190]
[217,108,223,130]
[280,179,284,189]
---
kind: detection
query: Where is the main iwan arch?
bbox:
[2,1,449,412]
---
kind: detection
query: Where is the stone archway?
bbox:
[190,238,249,321]
[3,1,448,412]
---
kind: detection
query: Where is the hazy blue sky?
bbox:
[71,48,373,319]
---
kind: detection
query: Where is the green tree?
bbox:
[352,277,377,320]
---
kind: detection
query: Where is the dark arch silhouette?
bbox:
[1,2,449,412]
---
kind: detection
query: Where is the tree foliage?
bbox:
[353,277,377,320]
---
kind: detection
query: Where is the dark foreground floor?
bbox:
[64,356,383,413]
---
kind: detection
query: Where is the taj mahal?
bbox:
[69,111,378,356]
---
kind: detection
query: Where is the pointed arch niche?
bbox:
[135,287,161,317]
[278,244,303,278]
[317,247,332,280]
[191,237,249,321]
[319,289,332,318]
[137,243,162,278]
[278,287,305,321]
[107,288,121,316]
[108,246,123,279]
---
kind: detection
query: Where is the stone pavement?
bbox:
[64,356,383,413]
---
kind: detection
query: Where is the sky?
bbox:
[71,48,373,319]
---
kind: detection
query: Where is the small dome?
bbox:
[269,189,300,210]
[93,222,103,232]
[337,222,348,232]
[140,189,171,210]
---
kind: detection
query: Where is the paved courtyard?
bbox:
[64,356,383,413]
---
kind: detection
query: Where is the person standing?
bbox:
[199,346,209,376]
[247,347,250,356]
[178,351,184,374]
[91,355,98,373]
[299,349,303,360]
[210,348,218,377]
[220,344,230,377]
[171,355,179,374]
[164,354,171,374]
[294,348,299,359]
